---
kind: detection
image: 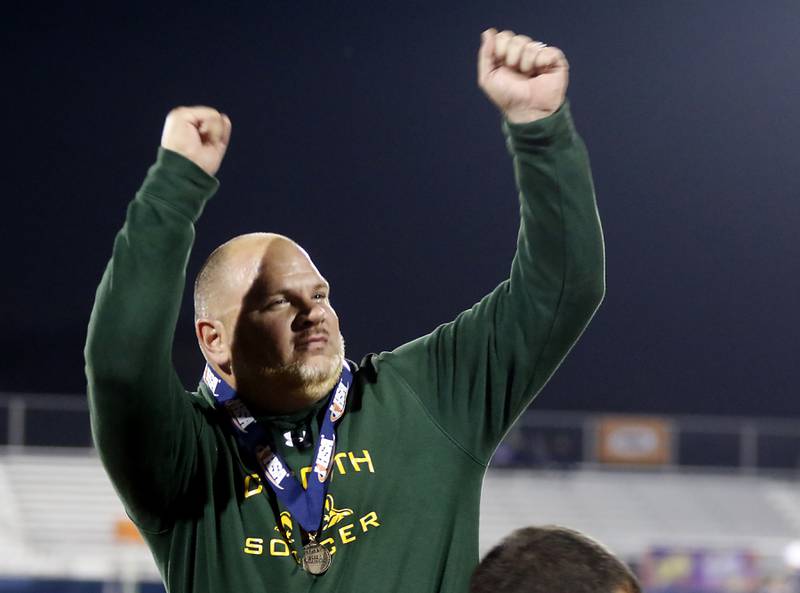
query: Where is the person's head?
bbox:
[470,526,641,593]
[194,232,345,413]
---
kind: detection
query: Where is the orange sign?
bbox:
[114,517,144,543]
[595,416,673,465]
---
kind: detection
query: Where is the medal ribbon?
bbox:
[202,362,352,533]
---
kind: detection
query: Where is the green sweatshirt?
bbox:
[85,103,604,593]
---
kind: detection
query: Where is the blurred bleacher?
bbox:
[480,469,800,558]
[0,451,157,581]
[2,394,800,592]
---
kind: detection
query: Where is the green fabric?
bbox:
[85,103,604,593]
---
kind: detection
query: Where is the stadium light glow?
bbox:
[783,541,800,569]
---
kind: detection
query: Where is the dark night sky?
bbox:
[3,2,800,417]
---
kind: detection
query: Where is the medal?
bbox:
[204,362,352,577]
[302,533,332,575]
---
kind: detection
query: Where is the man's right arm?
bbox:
[84,107,231,530]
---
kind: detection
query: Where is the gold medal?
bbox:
[302,533,332,575]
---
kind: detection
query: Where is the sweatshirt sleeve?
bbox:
[378,103,605,464]
[84,147,219,531]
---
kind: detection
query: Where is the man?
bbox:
[85,28,604,593]
[470,526,642,593]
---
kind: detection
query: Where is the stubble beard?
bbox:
[260,334,346,406]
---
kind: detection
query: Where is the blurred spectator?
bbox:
[471,525,641,593]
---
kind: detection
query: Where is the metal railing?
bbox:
[0,393,93,449]
[2,393,799,473]
[497,409,800,473]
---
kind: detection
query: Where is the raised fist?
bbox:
[160,106,232,177]
[478,29,569,124]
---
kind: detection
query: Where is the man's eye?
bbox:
[313,293,328,300]
[267,298,288,309]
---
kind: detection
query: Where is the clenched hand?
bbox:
[160,107,232,177]
[478,29,569,124]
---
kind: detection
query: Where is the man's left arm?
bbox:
[379,29,605,464]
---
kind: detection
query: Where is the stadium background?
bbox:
[2,1,799,591]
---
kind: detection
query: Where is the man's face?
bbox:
[226,238,344,401]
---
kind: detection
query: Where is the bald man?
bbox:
[86,29,605,593]
[194,233,347,413]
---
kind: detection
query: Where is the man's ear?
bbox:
[196,318,232,371]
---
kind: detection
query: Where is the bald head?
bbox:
[193,232,344,413]
[193,232,314,322]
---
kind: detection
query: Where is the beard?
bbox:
[259,334,346,404]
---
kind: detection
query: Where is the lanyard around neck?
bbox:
[203,362,352,533]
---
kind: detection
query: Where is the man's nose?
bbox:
[299,300,325,325]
